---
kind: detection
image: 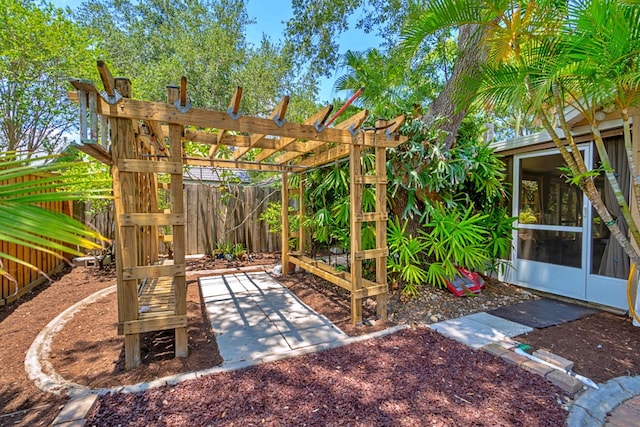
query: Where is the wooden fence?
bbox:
[0,174,72,306]
[85,183,281,256]
[183,183,281,255]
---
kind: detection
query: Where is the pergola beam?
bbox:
[209,86,243,159]
[97,60,116,98]
[67,92,356,145]
[183,128,309,152]
[183,157,302,173]
[233,95,290,160]
[72,140,112,165]
[254,105,333,162]
[276,109,369,164]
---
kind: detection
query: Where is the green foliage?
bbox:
[387,217,428,298]
[213,241,246,261]
[481,207,517,275]
[387,205,513,297]
[0,0,101,155]
[259,201,300,249]
[0,152,109,280]
[385,115,514,295]
[422,206,489,286]
[56,148,112,215]
[259,201,298,234]
[388,117,509,218]
[333,47,445,118]
[76,0,318,120]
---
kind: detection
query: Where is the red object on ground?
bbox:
[446,268,486,297]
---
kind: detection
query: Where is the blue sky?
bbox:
[51,0,382,103]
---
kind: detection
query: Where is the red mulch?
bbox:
[516,311,640,384]
[1,253,638,426]
[88,328,567,427]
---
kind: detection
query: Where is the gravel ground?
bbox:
[388,277,539,325]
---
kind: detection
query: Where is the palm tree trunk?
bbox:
[590,125,640,248]
[539,113,640,269]
[621,109,640,210]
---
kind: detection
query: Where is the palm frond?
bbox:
[0,152,109,279]
[399,0,503,59]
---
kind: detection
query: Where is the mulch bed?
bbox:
[89,328,568,427]
[1,252,638,426]
[516,311,640,384]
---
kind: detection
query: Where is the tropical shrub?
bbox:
[385,117,515,296]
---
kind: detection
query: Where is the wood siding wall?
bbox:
[1,174,72,306]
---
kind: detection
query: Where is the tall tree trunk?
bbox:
[422,24,487,149]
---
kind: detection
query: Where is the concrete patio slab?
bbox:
[429,313,533,349]
[200,272,348,364]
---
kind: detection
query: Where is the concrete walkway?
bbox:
[429,312,533,349]
[200,271,348,365]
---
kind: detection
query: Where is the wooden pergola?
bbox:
[69,62,407,369]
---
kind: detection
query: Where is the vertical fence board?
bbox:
[1,173,68,305]
[85,183,282,257]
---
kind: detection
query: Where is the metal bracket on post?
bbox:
[174,76,191,113]
[227,106,242,120]
[227,86,243,120]
[174,99,192,113]
[348,124,359,137]
[273,113,286,127]
[99,89,123,105]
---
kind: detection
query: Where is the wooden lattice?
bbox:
[69,61,407,369]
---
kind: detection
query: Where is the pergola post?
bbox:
[298,174,306,255]
[281,172,290,275]
[349,140,364,325]
[110,77,141,368]
[375,144,388,320]
[166,86,188,358]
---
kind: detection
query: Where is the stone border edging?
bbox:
[26,284,409,398]
[24,285,117,397]
[567,376,640,426]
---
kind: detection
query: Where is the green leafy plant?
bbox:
[0,152,109,281]
[481,207,517,275]
[232,243,246,260]
[422,206,489,287]
[260,201,299,236]
[387,217,429,299]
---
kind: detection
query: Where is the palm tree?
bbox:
[333,47,443,117]
[0,152,108,285]
[401,0,640,268]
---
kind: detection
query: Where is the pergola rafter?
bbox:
[69,62,407,370]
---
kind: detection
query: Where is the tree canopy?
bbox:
[74,0,319,121]
[0,0,100,156]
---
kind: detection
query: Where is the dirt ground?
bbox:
[1,253,639,426]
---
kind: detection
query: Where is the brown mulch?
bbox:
[89,328,568,427]
[49,281,222,389]
[516,311,640,384]
[0,252,638,426]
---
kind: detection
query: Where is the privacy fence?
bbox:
[85,183,281,257]
[1,173,73,306]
